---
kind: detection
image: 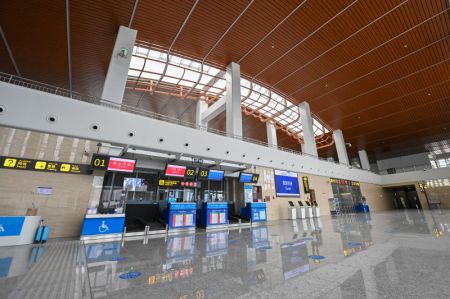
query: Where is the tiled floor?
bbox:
[1,210,449,299]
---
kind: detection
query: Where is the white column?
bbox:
[225,62,242,137]
[101,26,137,104]
[266,122,278,148]
[298,101,318,156]
[358,149,370,170]
[196,100,208,127]
[333,129,349,165]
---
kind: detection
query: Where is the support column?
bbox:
[333,129,349,165]
[196,100,208,127]
[101,25,137,104]
[358,149,370,170]
[266,122,278,148]
[298,101,318,157]
[225,62,242,137]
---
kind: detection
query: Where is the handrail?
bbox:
[1,71,379,175]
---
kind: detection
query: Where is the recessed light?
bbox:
[357,116,361,119]
[271,45,275,49]
[427,93,431,96]
[403,44,408,48]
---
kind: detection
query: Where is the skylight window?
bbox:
[127,44,332,142]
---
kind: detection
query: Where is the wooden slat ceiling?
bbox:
[0,0,449,162]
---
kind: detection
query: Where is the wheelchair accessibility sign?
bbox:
[98,221,109,233]
[81,217,125,236]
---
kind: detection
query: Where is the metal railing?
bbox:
[0,71,376,174]
[377,164,436,175]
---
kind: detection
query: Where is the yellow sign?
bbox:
[46,162,58,171]
[35,161,47,170]
[60,164,71,172]
[3,158,17,167]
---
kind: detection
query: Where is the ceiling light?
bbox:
[403,44,408,48]
[427,93,431,96]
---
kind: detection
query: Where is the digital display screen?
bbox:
[274,170,300,197]
[165,164,186,177]
[207,170,225,181]
[239,172,254,183]
[185,166,197,179]
[123,178,147,191]
[198,168,209,180]
[107,157,136,173]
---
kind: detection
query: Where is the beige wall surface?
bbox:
[253,166,395,220]
[424,186,450,209]
[0,127,98,238]
[0,169,94,238]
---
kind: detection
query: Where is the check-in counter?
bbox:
[80,214,125,240]
[164,202,197,231]
[240,202,267,222]
[0,216,42,246]
[198,202,228,228]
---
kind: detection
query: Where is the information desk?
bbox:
[80,214,125,240]
[198,202,228,227]
[164,203,197,230]
[0,216,42,246]
[354,204,370,213]
[240,202,267,222]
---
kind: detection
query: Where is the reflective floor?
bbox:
[1,210,450,299]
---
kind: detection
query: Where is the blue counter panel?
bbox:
[164,203,197,229]
[198,203,228,227]
[355,204,370,213]
[81,217,125,236]
[240,203,267,222]
[0,216,25,237]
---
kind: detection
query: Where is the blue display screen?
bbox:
[274,170,300,197]
[239,172,254,183]
[208,170,224,181]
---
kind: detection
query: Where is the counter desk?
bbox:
[164,203,197,230]
[80,214,125,240]
[0,216,42,246]
[240,202,267,222]
[198,202,228,228]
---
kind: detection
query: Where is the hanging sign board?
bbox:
[0,156,91,174]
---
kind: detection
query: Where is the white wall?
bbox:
[0,81,381,184]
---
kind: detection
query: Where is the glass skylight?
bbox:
[127,45,332,141]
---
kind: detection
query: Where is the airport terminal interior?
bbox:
[0,1,449,298]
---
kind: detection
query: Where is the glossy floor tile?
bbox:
[1,210,449,299]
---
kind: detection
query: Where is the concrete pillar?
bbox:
[333,129,349,165]
[298,102,318,157]
[196,100,208,127]
[101,26,137,104]
[225,62,243,137]
[266,122,278,148]
[358,150,370,170]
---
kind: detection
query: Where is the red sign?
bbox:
[165,165,186,177]
[107,157,136,173]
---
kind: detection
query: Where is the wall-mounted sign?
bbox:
[165,164,186,177]
[158,179,201,188]
[185,166,197,179]
[0,156,91,174]
[329,178,360,187]
[91,154,136,173]
[198,168,209,180]
[36,187,53,195]
[239,172,260,184]
[302,176,310,194]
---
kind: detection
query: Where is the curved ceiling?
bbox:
[0,0,449,161]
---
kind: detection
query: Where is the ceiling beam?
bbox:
[65,0,72,93]
[0,25,21,77]
[290,7,450,97]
